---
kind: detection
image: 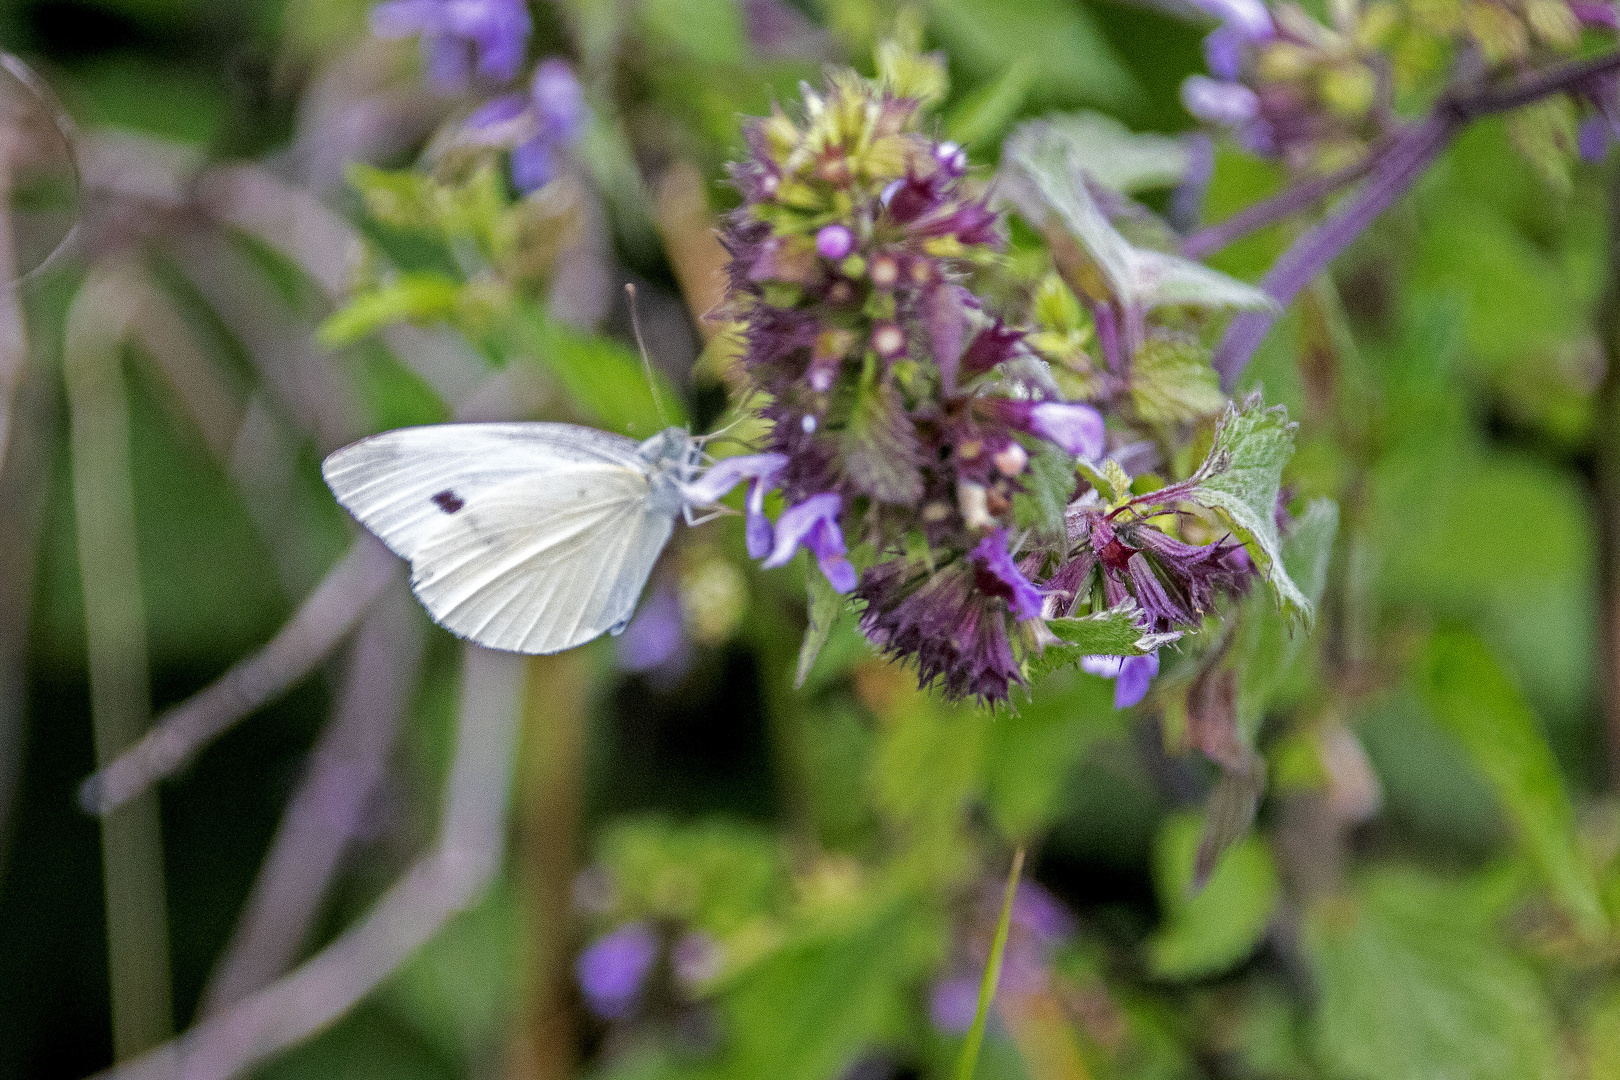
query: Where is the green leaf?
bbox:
[796,570,844,689]
[1029,604,1181,679]
[841,375,924,505]
[1182,394,1311,625]
[1422,630,1607,938]
[1130,337,1227,427]
[943,56,1038,150]
[318,273,462,347]
[1000,120,1277,315]
[638,0,746,67]
[1010,442,1074,543]
[1193,758,1267,889]
[1307,869,1566,1080]
[1147,812,1280,980]
[347,163,438,233]
[929,0,1136,110]
[1024,111,1190,194]
[508,305,685,437]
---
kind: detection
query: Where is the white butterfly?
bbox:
[322,423,706,654]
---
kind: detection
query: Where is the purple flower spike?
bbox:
[1080,651,1160,709]
[764,492,857,592]
[1182,75,1261,126]
[970,529,1044,621]
[681,453,788,559]
[1028,402,1105,460]
[816,224,856,260]
[930,976,981,1034]
[577,922,659,1019]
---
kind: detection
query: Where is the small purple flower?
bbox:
[681,452,788,559]
[1182,75,1261,126]
[970,530,1044,621]
[1025,402,1106,460]
[935,140,968,176]
[1010,882,1076,945]
[930,976,981,1034]
[577,922,659,1019]
[816,224,856,260]
[371,0,531,93]
[764,492,858,592]
[1081,651,1160,709]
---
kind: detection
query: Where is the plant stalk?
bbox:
[953,847,1025,1080]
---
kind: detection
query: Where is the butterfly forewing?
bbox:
[322,423,684,654]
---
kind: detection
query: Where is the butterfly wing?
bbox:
[322,423,677,654]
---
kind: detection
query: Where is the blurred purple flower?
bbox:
[816,223,856,260]
[763,492,857,592]
[1010,882,1077,945]
[577,922,659,1019]
[1081,651,1160,708]
[671,930,721,988]
[465,58,588,191]
[371,0,531,93]
[616,584,692,685]
[1581,114,1614,161]
[1182,74,1261,126]
[970,530,1044,621]
[682,452,788,559]
[930,975,981,1034]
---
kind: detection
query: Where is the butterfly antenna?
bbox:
[625,283,671,428]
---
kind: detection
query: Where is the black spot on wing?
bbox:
[432,489,466,514]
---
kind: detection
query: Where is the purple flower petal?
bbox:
[1187,0,1274,38]
[1580,114,1614,163]
[970,529,1044,621]
[577,922,659,1019]
[616,585,688,674]
[1080,650,1160,708]
[371,0,448,37]
[682,453,788,560]
[765,492,856,592]
[1028,402,1105,460]
[1182,74,1260,126]
[511,136,559,192]
[465,91,529,135]
[531,58,587,145]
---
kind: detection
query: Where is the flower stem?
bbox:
[953,847,1025,1080]
[1213,112,1457,391]
[1594,161,1620,787]
[1181,147,1384,261]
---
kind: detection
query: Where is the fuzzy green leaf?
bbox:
[1184,394,1310,625]
[1030,603,1180,679]
[1031,111,1190,193]
[1130,337,1227,426]
[318,273,462,346]
[796,570,844,689]
[841,377,924,505]
[1010,442,1075,543]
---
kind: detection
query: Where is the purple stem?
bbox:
[1209,49,1620,390]
[1213,112,1456,390]
[1180,147,1384,261]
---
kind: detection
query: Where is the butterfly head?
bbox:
[638,426,705,485]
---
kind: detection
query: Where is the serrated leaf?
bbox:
[1193,752,1266,888]
[1423,630,1607,939]
[841,376,924,504]
[1030,603,1180,679]
[796,570,843,689]
[1183,394,1311,625]
[1148,811,1280,980]
[1130,337,1227,426]
[1011,442,1074,542]
[1000,121,1277,315]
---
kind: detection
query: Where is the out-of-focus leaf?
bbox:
[1583,985,1620,1080]
[639,0,746,66]
[1193,757,1267,889]
[1422,630,1607,938]
[1025,112,1190,194]
[719,898,929,1080]
[929,0,1137,109]
[1233,497,1337,724]
[984,669,1121,839]
[1031,604,1180,679]
[508,305,686,437]
[1130,336,1226,427]
[318,273,462,347]
[597,818,786,934]
[1001,122,1275,315]
[944,57,1038,150]
[1183,395,1311,625]
[1147,812,1279,980]
[1307,869,1565,1080]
